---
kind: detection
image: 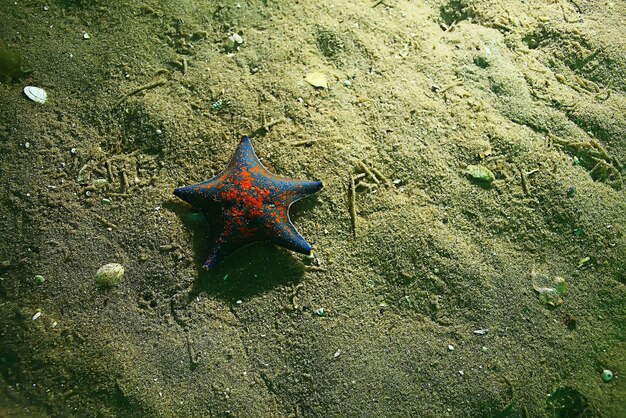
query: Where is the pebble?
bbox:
[83,32,91,40]
[448,344,455,351]
[34,275,45,284]
[601,369,613,382]
[225,33,243,50]
[465,164,495,183]
[304,72,328,89]
[32,311,41,321]
[95,263,125,286]
[333,349,341,358]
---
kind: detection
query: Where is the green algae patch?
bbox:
[0,47,29,82]
[534,276,568,307]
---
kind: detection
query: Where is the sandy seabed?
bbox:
[1,0,625,416]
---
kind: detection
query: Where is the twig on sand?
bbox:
[348,175,358,237]
[520,169,530,196]
[356,160,380,184]
[251,116,287,137]
[369,164,393,187]
[92,212,117,229]
[114,79,167,108]
[283,138,321,146]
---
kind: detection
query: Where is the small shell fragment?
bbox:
[23,86,48,104]
[95,263,125,286]
[304,71,328,89]
[225,33,243,50]
[465,165,494,183]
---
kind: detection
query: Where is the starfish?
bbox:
[174,136,323,269]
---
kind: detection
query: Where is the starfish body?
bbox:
[174,136,323,269]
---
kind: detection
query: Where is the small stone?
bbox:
[343,79,352,87]
[225,33,243,50]
[34,275,45,284]
[566,185,576,198]
[92,178,108,188]
[304,72,328,89]
[601,369,613,382]
[83,32,91,40]
[448,344,455,351]
[95,263,125,287]
[465,165,495,183]
[32,311,41,321]
[333,349,341,358]
[211,100,223,110]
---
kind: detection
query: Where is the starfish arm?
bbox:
[261,178,323,204]
[203,233,232,269]
[202,227,249,269]
[173,180,221,210]
[269,218,314,255]
[286,179,323,203]
[228,135,259,171]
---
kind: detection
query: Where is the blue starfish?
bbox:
[174,136,323,269]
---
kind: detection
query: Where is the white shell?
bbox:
[231,33,243,44]
[95,263,125,286]
[24,86,48,104]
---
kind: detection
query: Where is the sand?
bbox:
[0,0,624,416]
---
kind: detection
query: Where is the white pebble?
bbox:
[83,32,91,40]
[32,311,41,320]
[333,349,341,358]
[448,344,454,351]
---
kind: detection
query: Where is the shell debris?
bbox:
[95,263,125,287]
[23,86,47,104]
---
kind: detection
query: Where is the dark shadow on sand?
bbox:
[166,199,307,303]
